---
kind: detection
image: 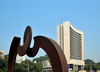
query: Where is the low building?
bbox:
[0,50,4,59]
[16,54,25,63]
[42,60,52,72]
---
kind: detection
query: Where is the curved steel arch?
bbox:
[8,26,68,72]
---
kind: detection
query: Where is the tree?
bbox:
[15,63,23,72]
[0,54,44,72]
[84,59,100,71]
[92,63,98,71]
[21,59,42,72]
[0,58,8,72]
[84,59,95,71]
[33,54,49,63]
[84,64,90,71]
[85,59,94,65]
[94,62,100,70]
[0,69,3,72]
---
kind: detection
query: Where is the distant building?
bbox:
[34,61,37,63]
[0,50,4,59]
[42,21,85,72]
[16,54,25,63]
[57,21,85,71]
[42,60,52,72]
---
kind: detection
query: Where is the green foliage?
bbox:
[2,54,100,72]
[84,64,90,71]
[0,54,45,72]
[3,54,100,72]
[85,59,94,65]
[0,69,3,72]
[33,54,49,63]
[5,54,9,60]
[84,59,100,71]
[15,63,23,72]
[0,58,8,72]
[21,59,43,72]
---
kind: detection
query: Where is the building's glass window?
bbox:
[70,27,82,60]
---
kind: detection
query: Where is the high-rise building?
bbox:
[57,21,85,71]
[0,50,4,59]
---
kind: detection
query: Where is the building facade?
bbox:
[42,60,52,72]
[16,54,25,63]
[0,50,4,59]
[57,21,84,71]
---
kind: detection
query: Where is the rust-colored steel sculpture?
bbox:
[8,26,68,72]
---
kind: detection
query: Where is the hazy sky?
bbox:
[0,0,100,62]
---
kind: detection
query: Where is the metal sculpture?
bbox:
[8,26,68,72]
